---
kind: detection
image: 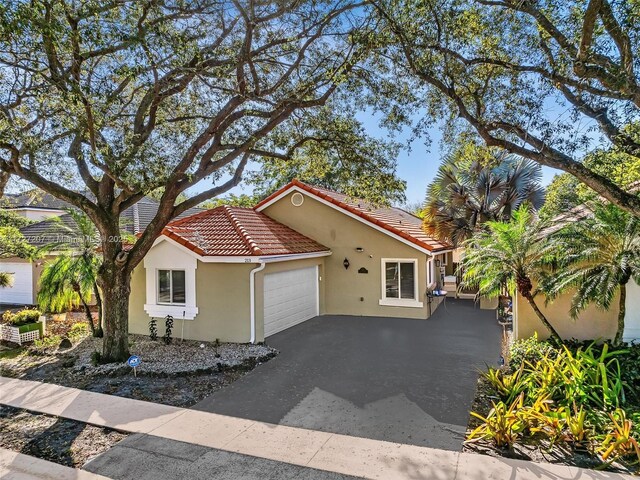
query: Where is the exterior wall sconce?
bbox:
[435,260,441,267]
[343,258,350,269]
[355,247,364,252]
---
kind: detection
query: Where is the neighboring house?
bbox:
[128,180,453,343]
[2,190,69,221]
[513,204,640,343]
[0,193,201,305]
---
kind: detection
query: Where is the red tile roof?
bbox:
[255,179,452,253]
[162,205,330,257]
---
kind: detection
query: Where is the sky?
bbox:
[354,112,561,206]
[225,111,562,206]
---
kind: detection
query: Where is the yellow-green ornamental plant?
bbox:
[467,393,528,449]
[460,205,562,342]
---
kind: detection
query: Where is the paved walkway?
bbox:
[0,447,109,480]
[194,301,502,451]
[0,376,634,480]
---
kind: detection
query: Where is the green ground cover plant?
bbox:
[468,340,640,472]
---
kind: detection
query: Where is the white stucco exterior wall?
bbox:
[624,279,640,343]
[142,239,199,319]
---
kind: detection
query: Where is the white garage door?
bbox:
[264,266,319,337]
[0,262,33,305]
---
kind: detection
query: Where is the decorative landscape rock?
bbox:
[58,337,73,350]
[0,333,278,407]
[71,335,278,376]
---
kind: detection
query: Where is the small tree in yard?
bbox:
[460,205,562,342]
[0,1,378,361]
[548,204,640,345]
[0,209,38,288]
[38,211,103,337]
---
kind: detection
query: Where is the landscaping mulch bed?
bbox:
[0,333,278,408]
[0,405,127,468]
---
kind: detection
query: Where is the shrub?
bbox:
[469,340,633,466]
[509,334,556,369]
[619,343,640,406]
[163,315,173,345]
[32,334,62,351]
[6,309,42,327]
[483,365,528,404]
[90,350,101,366]
[467,394,527,449]
[68,322,89,341]
[599,409,640,465]
[2,310,14,323]
[149,318,157,341]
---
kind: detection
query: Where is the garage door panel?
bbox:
[0,262,33,305]
[264,266,318,337]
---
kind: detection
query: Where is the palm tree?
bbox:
[423,153,545,246]
[547,204,640,345]
[37,211,103,337]
[460,205,562,342]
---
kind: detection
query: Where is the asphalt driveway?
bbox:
[193,298,501,451]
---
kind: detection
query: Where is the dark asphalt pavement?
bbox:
[193,299,501,451]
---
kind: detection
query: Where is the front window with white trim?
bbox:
[380,259,423,307]
[157,269,186,305]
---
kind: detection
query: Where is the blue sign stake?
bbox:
[127,355,141,376]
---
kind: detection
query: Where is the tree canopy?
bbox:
[0,0,378,361]
[540,138,640,219]
[369,0,640,215]
[247,108,406,205]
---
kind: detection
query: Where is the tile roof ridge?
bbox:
[222,205,264,256]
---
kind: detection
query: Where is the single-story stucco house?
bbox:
[128,180,454,343]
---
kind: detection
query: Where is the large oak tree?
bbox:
[0,0,374,361]
[370,0,640,215]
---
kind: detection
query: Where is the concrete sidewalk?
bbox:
[0,376,634,480]
[0,447,110,480]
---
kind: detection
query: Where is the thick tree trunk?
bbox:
[98,264,132,363]
[615,282,626,345]
[517,275,562,343]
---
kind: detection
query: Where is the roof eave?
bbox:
[255,181,449,255]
